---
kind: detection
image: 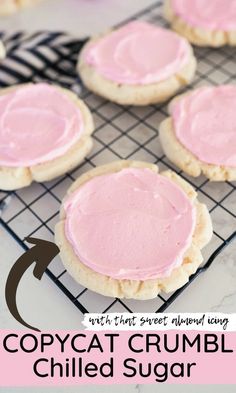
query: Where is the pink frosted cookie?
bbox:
[159,85,236,181]
[55,160,212,299]
[78,21,197,105]
[164,0,236,47]
[0,83,94,190]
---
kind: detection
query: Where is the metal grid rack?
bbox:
[0,0,236,315]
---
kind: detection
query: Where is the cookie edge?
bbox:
[55,160,213,300]
[0,0,43,15]
[159,92,236,181]
[77,28,197,106]
[163,0,236,47]
[0,84,94,191]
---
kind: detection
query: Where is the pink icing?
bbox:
[171,0,236,31]
[0,83,84,167]
[64,168,196,280]
[171,85,236,167]
[83,21,190,85]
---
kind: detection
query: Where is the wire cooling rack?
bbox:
[0,0,236,315]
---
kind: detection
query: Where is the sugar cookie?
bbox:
[0,83,94,190]
[159,85,236,181]
[164,0,236,47]
[0,0,43,15]
[55,160,212,300]
[78,21,197,106]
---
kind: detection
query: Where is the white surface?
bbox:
[0,0,156,37]
[0,0,236,391]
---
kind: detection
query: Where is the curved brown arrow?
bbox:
[5,237,60,332]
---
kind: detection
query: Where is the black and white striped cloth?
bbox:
[0,31,86,90]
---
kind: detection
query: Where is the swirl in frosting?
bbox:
[171,0,236,30]
[83,21,190,85]
[0,83,84,167]
[172,85,236,167]
[64,167,196,280]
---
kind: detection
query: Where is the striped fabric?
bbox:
[0,31,86,89]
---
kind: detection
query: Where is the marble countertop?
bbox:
[0,0,156,36]
[0,1,236,392]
